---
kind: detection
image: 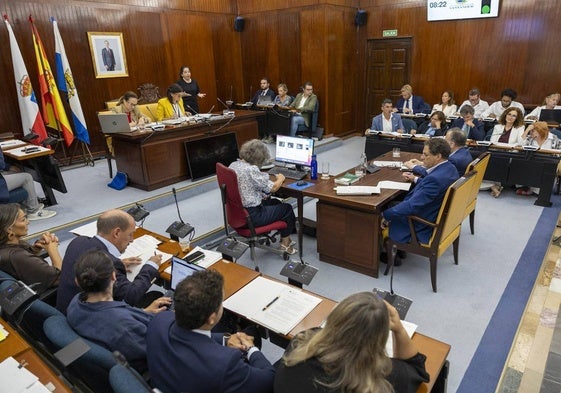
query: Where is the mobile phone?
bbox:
[185,250,205,264]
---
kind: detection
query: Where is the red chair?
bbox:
[216,163,289,271]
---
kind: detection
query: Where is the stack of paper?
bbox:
[385,320,418,357]
[121,235,174,280]
[373,161,403,168]
[336,186,380,195]
[223,277,322,335]
[377,181,411,191]
[0,357,51,392]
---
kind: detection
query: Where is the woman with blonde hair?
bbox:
[274,292,429,393]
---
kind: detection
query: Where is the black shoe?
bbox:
[380,253,401,266]
[397,250,407,259]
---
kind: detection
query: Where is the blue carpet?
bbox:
[457,194,561,393]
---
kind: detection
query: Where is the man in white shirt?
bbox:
[458,88,489,119]
[481,88,525,119]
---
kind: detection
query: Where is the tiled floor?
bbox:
[497,217,561,392]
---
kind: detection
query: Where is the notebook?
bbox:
[98,113,131,134]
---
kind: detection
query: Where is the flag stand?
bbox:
[67,139,94,167]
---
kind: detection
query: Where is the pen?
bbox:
[262,296,279,311]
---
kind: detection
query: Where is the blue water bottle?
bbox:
[310,154,318,180]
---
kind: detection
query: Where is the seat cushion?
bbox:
[235,221,287,237]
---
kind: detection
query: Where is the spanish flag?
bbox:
[30,16,74,146]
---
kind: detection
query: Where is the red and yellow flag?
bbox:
[30,16,74,146]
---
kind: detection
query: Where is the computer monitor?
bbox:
[184,132,239,180]
[275,135,315,169]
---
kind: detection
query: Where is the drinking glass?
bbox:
[321,162,330,179]
[392,147,401,158]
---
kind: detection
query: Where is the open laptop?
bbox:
[257,95,273,106]
[164,256,205,309]
[539,109,561,125]
[98,113,131,134]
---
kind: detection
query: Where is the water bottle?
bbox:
[310,154,318,180]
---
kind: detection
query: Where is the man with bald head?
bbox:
[56,209,162,313]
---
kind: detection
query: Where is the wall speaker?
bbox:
[234,16,245,32]
[354,10,367,27]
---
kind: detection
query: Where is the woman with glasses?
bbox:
[112,91,150,127]
[489,107,525,144]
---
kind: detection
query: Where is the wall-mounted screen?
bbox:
[184,132,239,180]
[428,0,499,22]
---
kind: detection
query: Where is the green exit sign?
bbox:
[383,29,398,37]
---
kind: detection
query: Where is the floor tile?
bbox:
[518,368,543,393]
[508,332,533,372]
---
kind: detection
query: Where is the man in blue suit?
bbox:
[147,269,275,393]
[407,128,473,177]
[365,98,405,133]
[394,84,428,114]
[451,104,485,141]
[382,138,459,245]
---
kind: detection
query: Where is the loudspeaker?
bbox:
[354,10,367,26]
[234,16,245,32]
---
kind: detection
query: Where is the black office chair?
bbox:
[296,101,322,140]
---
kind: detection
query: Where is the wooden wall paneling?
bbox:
[299,8,327,133]
[325,6,358,135]
[161,13,217,113]
[210,15,244,105]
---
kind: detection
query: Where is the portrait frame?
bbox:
[87,32,129,78]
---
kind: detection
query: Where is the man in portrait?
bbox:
[102,40,116,71]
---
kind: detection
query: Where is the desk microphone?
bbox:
[185,104,198,115]
[217,97,229,110]
[113,351,161,392]
[146,106,159,123]
[165,187,194,240]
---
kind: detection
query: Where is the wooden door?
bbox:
[365,38,412,127]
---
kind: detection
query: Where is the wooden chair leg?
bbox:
[469,210,475,235]
[107,156,113,178]
[453,237,460,265]
[430,256,438,293]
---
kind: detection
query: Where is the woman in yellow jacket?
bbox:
[156,84,190,121]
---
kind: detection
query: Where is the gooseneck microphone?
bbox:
[165,188,194,241]
[185,104,198,115]
[217,97,229,110]
[146,106,159,123]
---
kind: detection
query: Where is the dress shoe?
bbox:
[397,250,407,259]
[379,253,402,266]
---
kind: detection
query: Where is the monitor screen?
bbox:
[184,132,239,180]
[275,135,315,167]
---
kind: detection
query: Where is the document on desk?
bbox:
[6,145,51,157]
[372,161,403,168]
[0,356,51,393]
[223,277,322,335]
[385,320,417,357]
[0,139,25,149]
[186,246,223,268]
[336,186,380,195]
[377,181,411,191]
[121,235,173,280]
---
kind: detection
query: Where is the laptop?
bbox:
[165,256,206,309]
[539,109,561,125]
[98,113,131,134]
[257,95,273,106]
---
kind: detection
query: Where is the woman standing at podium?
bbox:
[177,66,206,114]
[274,292,429,393]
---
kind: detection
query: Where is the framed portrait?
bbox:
[87,32,128,78]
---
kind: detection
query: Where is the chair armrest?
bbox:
[406,215,437,245]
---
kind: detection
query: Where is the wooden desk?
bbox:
[365,133,559,206]
[2,145,67,206]
[295,165,408,277]
[142,228,449,393]
[1,318,72,392]
[110,110,263,190]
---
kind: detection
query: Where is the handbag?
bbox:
[107,171,128,190]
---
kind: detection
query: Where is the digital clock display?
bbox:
[427,0,499,21]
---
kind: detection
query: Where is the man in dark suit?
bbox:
[56,209,162,313]
[102,40,116,71]
[251,77,276,105]
[382,138,459,245]
[407,128,472,177]
[451,104,485,141]
[147,269,275,393]
[394,84,428,114]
